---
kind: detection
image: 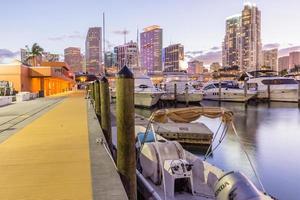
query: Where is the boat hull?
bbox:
[256,89,299,102]
[203,89,256,102]
[134,92,162,107]
[176,93,203,102]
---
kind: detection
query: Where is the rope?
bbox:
[204,121,222,159]
[204,124,228,161]
[231,121,266,194]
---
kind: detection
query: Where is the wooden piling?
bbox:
[94,80,101,117]
[100,76,112,150]
[174,83,177,107]
[244,79,248,98]
[218,80,222,101]
[298,81,300,107]
[185,83,189,107]
[116,66,137,200]
[267,84,271,102]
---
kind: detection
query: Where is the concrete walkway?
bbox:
[0,92,125,200]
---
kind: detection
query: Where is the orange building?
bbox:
[0,60,75,96]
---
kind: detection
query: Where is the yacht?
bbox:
[164,73,203,102]
[246,71,299,102]
[202,81,257,102]
[134,75,164,107]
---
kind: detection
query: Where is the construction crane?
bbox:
[113,29,130,44]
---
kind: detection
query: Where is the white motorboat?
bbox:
[202,81,257,102]
[131,107,274,200]
[164,74,203,102]
[134,75,164,107]
[246,71,299,102]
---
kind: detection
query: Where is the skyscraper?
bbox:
[240,3,262,71]
[114,41,138,72]
[163,44,184,72]
[278,56,290,72]
[64,47,83,73]
[140,25,163,74]
[262,49,278,71]
[222,15,241,67]
[289,51,300,69]
[222,3,262,71]
[85,27,102,75]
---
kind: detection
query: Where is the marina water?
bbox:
[135,101,300,199]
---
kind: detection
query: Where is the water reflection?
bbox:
[135,101,300,199]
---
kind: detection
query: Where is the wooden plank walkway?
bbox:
[0,91,127,200]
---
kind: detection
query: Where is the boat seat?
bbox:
[207,171,218,189]
[192,159,215,198]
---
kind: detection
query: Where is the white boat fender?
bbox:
[214,171,264,200]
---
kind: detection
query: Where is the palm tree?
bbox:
[25,43,44,66]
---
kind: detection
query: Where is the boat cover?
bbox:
[152,107,233,123]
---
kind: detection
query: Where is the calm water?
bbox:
[135,101,300,199]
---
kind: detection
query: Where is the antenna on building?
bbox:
[136,26,140,72]
[102,12,106,75]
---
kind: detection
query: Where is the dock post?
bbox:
[91,81,95,105]
[116,66,137,200]
[298,81,300,107]
[100,76,112,150]
[94,80,101,117]
[174,83,177,107]
[185,83,189,107]
[218,80,222,106]
[244,79,248,106]
[267,84,271,102]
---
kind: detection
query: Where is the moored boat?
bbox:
[202,81,257,102]
[132,107,274,200]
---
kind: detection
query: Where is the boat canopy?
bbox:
[152,107,233,124]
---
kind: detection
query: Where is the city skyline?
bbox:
[1,0,300,64]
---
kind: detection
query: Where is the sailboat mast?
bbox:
[102,12,106,74]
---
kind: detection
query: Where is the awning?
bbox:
[152,107,233,124]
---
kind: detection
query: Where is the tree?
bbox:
[25,43,44,66]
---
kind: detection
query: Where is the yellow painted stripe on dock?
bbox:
[0,92,92,200]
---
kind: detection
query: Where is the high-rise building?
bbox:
[104,51,117,68]
[240,3,262,71]
[262,49,278,71]
[140,25,163,74]
[20,48,29,63]
[289,51,300,69]
[64,47,83,73]
[85,27,102,75]
[278,56,290,72]
[222,3,262,71]
[222,15,241,67]
[114,41,138,71]
[163,44,184,72]
[187,60,204,74]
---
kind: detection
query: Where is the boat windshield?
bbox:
[261,79,298,85]
[204,82,239,90]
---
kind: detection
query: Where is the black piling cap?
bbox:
[100,76,108,83]
[95,79,100,83]
[117,65,133,79]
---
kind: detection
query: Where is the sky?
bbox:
[0,0,300,60]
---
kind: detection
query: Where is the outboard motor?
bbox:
[214,171,264,200]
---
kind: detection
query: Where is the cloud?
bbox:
[48,31,84,41]
[195,51,222,65]
[186,50,203,55]
[278,46,300,57]
[263,43,280,50]
[0,49,19,64]
[210,46,220,51]
[0,49,19,58]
